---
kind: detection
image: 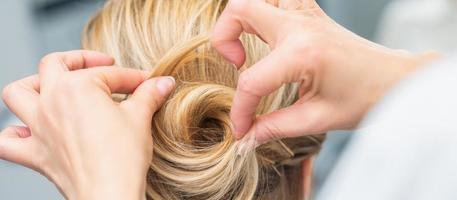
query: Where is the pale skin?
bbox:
[0,50,175,200]
[211,0,438,153]
[0,0,439,199]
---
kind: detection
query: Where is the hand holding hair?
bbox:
[0,50,175,200]
[211,0,438,152]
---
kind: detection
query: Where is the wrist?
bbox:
[64,171,148,200]
[69,181,147,200]
[368,49,440,105]
[76,188,146,200]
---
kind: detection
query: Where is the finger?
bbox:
[80,67,149,94]
[15,75,40,93]
[2,76,40,124]
[0,126,34,167]
[231,49,303,139]
[39,50,114,85]
[236,101,330,155]
[211,0,285,68]
[0,126,32,138]
[253,102,330,143]
[211,7,246,68]
[121,77,176,120]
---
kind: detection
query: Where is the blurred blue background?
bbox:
[2,0,456,199]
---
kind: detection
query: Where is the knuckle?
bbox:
[2,84,17,103]
[123,93,161,114]
[48,75,91,97]
[287,36,324,67]
[63,75,90,90]
[227,0,251,15]
[288,35,312,52]
[148,96,161,112]
[39,52,61,68]
[237,70,257,95]
[1,85,11,103]
[209,36,224,49]
[256,120,284,141]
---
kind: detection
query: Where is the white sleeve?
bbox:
[316,56,457,200]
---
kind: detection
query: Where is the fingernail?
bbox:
[14,126,31,138]
[230,122,240,139]
[235,132,260,156]
[156,76,175,95]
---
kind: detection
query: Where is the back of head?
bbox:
[82,0,325,199]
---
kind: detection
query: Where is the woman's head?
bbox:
[83,0,325,199]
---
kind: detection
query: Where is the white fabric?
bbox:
[316,56,457,200]
[377,0,457,54]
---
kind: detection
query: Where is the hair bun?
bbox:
[149,82,259,199]
[162,83,234,148]
[84,1,326,198]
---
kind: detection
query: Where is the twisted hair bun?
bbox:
[150,83,258,199]
[82,1,325,199]
[148,37,258,199]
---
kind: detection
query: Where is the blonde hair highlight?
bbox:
[82,0,325,199]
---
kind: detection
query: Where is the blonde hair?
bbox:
[82,0,325,199]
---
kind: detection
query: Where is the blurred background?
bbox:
[1,0,456,199]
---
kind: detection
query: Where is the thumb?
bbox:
[0,126,35,167]
[236,102,331,155]
[121,76,176,119]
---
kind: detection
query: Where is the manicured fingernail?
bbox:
[156,76,175,96]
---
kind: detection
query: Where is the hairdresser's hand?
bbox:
[212,0,437,148]
[0,51,175,200]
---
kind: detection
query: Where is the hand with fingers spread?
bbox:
[212,0,438,148]
[0,51,175,200]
